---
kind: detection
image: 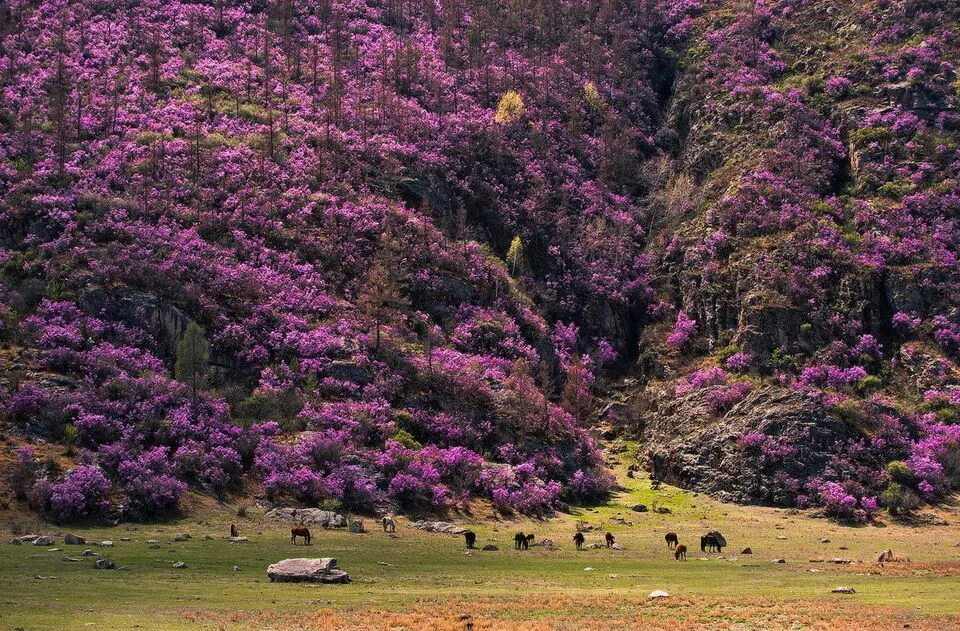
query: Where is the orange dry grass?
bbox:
[831,560,960,578]
[187,594,959,631]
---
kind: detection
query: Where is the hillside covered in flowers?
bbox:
[0,0,958,524]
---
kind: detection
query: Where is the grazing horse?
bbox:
[605,532,615,548]
[701,531,726,553]
[230,523,238,538]
[665,532,678,549]
[382,516,396,533]
[573,532,585,551]
[514,532,526,550]
[291,526,311,545]
[674,544,687,561]
[464,530,477,549]
[523,534,535,550]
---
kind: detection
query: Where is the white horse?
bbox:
[382,515,396,533]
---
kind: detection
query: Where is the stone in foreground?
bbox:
[832,586,856,594]
[267,558,351,583]
[648,590,670,599]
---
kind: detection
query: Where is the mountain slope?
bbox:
[1,0,958,524]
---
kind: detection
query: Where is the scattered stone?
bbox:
[610,543,624,551]
[608,574,620,579]
[819,538,831,544]
[62,557,83,562]
[831,558,852,564]
[146,539,158,544]
[172,561,187,569]
[838,546,848,550]
[349,520,365,534]
[584,567,595,571]
[232,565,241,572]
[203,535,214,541]
[481,544,498,551]
[771,558,786,564]
[535,539,555,548]
[266,508,347,529]
[119,537,131,542]
[266,558,351,583]
[648,590,670,599]
[632,504,648,513]
[94,559,116,570]
[741,547,752,554]
[229,536,249,543]
[832,586,856,594]
[148,544,161,550]
[47,548,61,552]
[81,550,97,557]
[64,534,86,545]
[33,536,55,546]
[411,521,466,535]
[96,541,114,547]
[776,536,787,540]
[653,506,672,514]
[10,535,41,545]
[173,534,191,542]
[377,561,394,567]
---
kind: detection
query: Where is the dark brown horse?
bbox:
[523,533,534,550]
[605,532,615,548]
[230,523,238,538]
[291,526,311,545]
[514,531,526,550]
[464,530,477,549]
[674,543,687,560]
[665,532,678,549]
[573,532,585,550]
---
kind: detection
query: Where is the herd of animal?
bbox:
[278,519,727,562]
[665,530,726,560]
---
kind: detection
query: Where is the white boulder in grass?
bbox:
[267,558,351,583]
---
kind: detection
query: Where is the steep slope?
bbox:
[1,0,958,525]
[623,0,960,521]
[0,0,697,520]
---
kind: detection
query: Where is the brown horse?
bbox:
[514,532,526,550]
[605,532,615,548]
[573,532,585,550]
[230,523,238,538]
[674,543,687,561]
[665,532,678,549]
[291,526,311,545]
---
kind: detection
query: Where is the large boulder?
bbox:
[644,385,852,505]
[265,508,347,528]
[266,558,350,583]
[64,534,86,545]
[410,521,465,535]
[10,535,40,545]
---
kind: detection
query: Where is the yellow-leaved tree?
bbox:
[494,90,524,124]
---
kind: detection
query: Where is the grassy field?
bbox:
[3,457,960,630]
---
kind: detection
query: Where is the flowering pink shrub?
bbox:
[47,466,112,523]
[666,311,698,349]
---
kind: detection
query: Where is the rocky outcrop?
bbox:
[644,385,852,505]
[266,508,348,528]
[411,521,465,535]
[266,558,351,583]
[79,286,191,357]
